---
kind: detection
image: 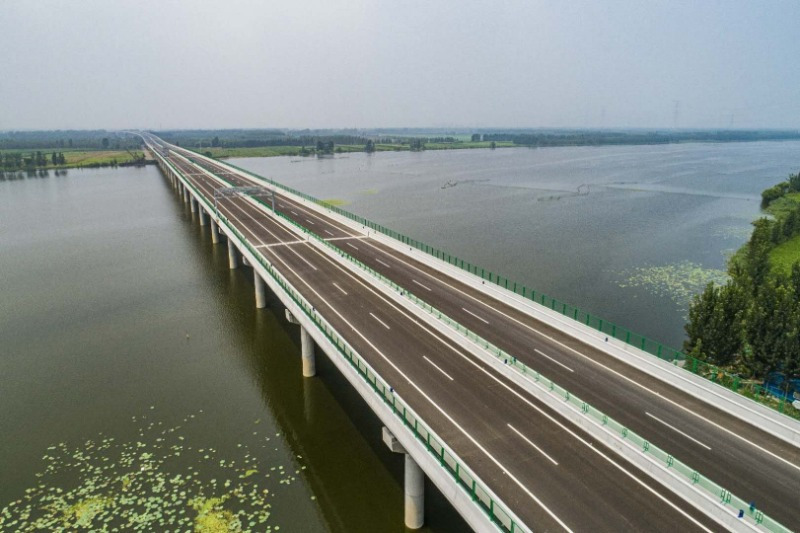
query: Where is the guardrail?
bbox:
[155,150,527,533]
[178,153,789,533]
[210,156,799,421]
[246,191,790,533]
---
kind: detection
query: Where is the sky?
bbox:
[2,0,800,131]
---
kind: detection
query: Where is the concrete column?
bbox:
[254,271,267,308]
[228,239,239,269]
[210,220,220,244]
[242,255,250,267]
[300,326,316,377]
[199,207,208,226]
[190,196,198,213]
[285,309,317,377]
[404,455,424,529]
[382,427,424,529]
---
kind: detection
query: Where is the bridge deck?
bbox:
[178,149,800,530]
[161,151,719,531]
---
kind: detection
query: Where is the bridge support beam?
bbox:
[382,427,424,529]
[285,310,317,377]
[198,207,208,226]
[210,220,220,244]
[227,240,239,269]
[190,196,198,213]
[254,271,267,308]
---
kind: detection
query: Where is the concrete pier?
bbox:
[300,326,316,377]
[285,310,317,377]
[199,207,208,226]
[383,427,425,529]
[228,239,239,269]
[210,220,221,244]
[254,271,267,308]
[190,196,198,213]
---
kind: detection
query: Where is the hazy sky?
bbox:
[3,0,799,130]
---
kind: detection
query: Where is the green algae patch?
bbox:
[191,495,241,532]
[63,496,114,528]
[320,198,348,207]
[617,261,729,310]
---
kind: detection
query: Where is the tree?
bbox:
[51,152,58,165]
[471,134,481,142]
[102,137,109,148]
[211,136,220,147]
[745,218,774,291]
[684,281,746,366]
[365,140,375,153]
[746,276,800,377]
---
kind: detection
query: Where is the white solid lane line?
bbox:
[462,307,490,324]
[412,279,432,291]
[423,355,454,381]
[645,413,712,451]
[369,312,391,330]
[333,282,348,296]
[534,349,575,373]
[347,242,359,250]
[507,424,559,466]
[376,258,391,268]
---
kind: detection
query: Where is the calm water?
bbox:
[233,141,800,348]
[0,167,466,531]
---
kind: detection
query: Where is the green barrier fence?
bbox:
[200,154,799,422]
[156,153,525,533]
[168,152,792,533]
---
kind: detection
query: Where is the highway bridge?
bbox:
[140,132,799,532]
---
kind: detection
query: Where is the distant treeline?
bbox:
[154,128,800,152]
[0,130,140,150]
[479,130,800,147]
[155,129,455,149]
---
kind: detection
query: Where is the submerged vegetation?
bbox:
[685,171,800,392]
[617,261,729,312]
[0,409,303,531]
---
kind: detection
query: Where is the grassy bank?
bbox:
[0,149,145,170]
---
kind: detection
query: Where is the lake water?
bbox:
[2,141,798,531]
[232,140,800,348]
[0,166,465,531]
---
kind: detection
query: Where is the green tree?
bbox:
[365,140,375,153]
[746,276,800,377]
[211,136,220,147]
[471,134,481,142]
[684,281,746,366]
[102,137,109,148]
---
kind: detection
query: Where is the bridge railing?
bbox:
[215,157,799,422]
[158,152,527,533]
[178,152,792,532]
[239,183,792,533]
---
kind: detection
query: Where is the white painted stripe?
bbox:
[333,282,348,296]
[376,258,391,268]
[412,279,432,292]
[256,240,305,248]
[645,413,712,451]
[507,424,559,466]
[347,242,359,251]
[262,248,573,532]
[291,210,299,215]
[179,154,710,532]
[306,218,315,225]
[461,307,489,325]
[534,349,575,373]
[352,236,800,474]
[369,312,391,330]
[326,235,368,242]
[423,356,454,381]
[324,230,335,236]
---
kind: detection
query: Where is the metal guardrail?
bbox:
[177,152,790,533]
[212,155,799,422]
[155,152,527,532]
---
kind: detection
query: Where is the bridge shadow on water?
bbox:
[173,190,469,532]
